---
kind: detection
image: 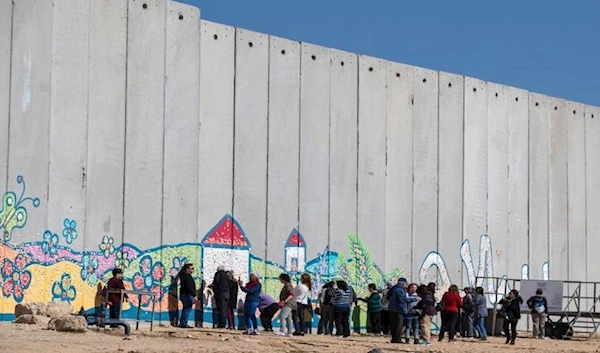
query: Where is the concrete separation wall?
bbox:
[0,0,599,325]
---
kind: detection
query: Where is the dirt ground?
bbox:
[1,322,599,353]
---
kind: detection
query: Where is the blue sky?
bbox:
[184,0,599,107]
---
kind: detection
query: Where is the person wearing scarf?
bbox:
[238,271,262,335]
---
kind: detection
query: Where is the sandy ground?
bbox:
[1,322,599,353]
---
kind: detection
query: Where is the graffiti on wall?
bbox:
[0,175,550,321]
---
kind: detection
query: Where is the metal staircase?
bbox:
[557,284,600,340]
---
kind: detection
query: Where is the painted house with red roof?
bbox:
[201,214,251,286]
[284,229,306,274]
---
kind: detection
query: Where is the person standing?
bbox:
[209,265,230,329]
[416,284,436,345]
[439,284,463,343]
[332,280,352,338]
[404,283,421,344]
[461,287,475,339]
[276,273,296,337]
[527,288,548,339]
[258,293,278,332]
[380,281,393,335]
[194,278,206,328]
[317,282,334,335]
[239,272,262,335]
[292,273,312,336]
[178,263,197,328]
[473,287,488,341]
[227,270,238,329]
[358,283,382,336]
[106,268,128,327]
[387,278,408,344]
[499,289,523,345]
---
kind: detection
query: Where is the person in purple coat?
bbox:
[258,293,279,332]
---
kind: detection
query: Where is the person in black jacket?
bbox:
[317,282,334,335]
[227,270,239,329]
[209,265,230,328]
[499,289,523,345]
[194,278,206,328]
[178,263,197,328]
[527,288,549,339]
[416,284,436,345]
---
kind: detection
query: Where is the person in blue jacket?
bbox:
[387,277,409,344]
[238,271,262,335]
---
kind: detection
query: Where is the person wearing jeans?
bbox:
[474,287,488,340]
[239,272,262,335]
[439,284,463,342]
[404,283,420,344]
[178,264,197,328]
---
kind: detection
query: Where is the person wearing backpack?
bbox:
[461,287,475,339]
[527,288,548,339]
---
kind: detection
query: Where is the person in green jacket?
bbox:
[358,283,382,336]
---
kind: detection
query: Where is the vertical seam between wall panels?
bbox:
[355,57,360,251]
[583,108,588,284]
[5,0,14,192]
[435,73,440,258]
[297,42,302,268]
[83,1,91,252]
[46,1,54,230]
[121,0,129,247]
[264,35,270,277]
[382,62,387,273]
[196,16,201,245]
[159,2,168,284]
[461,78,466,288]
[565,103,570,283]
[231,29,237,250]
[410,69,415,281]
[546,100,550,279]
[526,94,530,277]
[327,50,332,273]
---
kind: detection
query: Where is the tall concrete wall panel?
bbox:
[385,63,414,278]
[507,87,529,279]
[437,72,464,286]
[357,56,387,272]
[0,0,10,192]
[2,0,600,321]
[85,0,127,252]
[463,78,488,284]
[123,0,166,248]
[198,21,234,236]
[487,83,509,282]
[299,44,330,261]
[548,98,568,281]
[162,2,200,274]
[233,29,268,275]
[47,0,90,253]
[412,67,439,282]
[567,102,587,283]
[266,36,300,278]
[328,50,357,266]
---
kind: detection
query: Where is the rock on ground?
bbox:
[15,301,73,318]
[13,314,51,325]
[48,316,86,332]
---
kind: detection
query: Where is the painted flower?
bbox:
[41,230,59,256]
[99,236,115,258]
[80,254,99,285]
[132,256,165,307]
[62,219,78,244]
[169,256,187,278]
[115,250,130,269]
[52,273,77,303]
[1,258,32,302]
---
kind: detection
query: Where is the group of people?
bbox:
[103,264,550,345]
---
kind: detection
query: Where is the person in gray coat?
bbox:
[473,287,488,340]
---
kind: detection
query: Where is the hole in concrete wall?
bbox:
[422,78,427,83]
[554,106,558,110]
[473,87,477,92]
[535,102,539,107]
[178,14,183,20]
[368,67,373,72]
[281,49,286,55]
[213,34,218,40]
[573,110,577,115]
[248,42,253,48]
[495,92,498,97]
[515,97,519,102]
[396,72,401,78]
[311,55,316,60]
[448,82,452,87]
[340,61,344,66]
[142,3,147,9]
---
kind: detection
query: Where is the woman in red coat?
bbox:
[439,284,463,343]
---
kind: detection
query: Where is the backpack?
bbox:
[463,298,474,313]
[534,299,546,314]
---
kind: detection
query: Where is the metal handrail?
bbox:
[104,288,157,331]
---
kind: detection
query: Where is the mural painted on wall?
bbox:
[0,175,550,323]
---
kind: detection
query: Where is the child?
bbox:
[358,283,382,336]
[527,288,548,339]
[404,283,421,344]
[107,268,128,327]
